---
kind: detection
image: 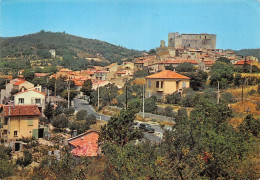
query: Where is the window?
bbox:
[28,118,33,126]
[156,81,160,88]
[161,81,163,88]
[14,131,18,137]
[35,98,41,105]
[18,98,24,104]
[182,82,186,88]
[148,80,151,88]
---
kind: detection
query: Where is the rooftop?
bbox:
[3,105,41,116]
[146,70,190,79]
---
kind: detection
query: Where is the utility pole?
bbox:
[217,81,220,104]
[97,85,100,110]
[125,85,128,110]
[47,78,49,98]
[54,79,57,97]
[67,77,70,108]
[143,84,145,118]
[241,83,244,104]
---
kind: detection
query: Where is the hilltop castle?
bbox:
[160,32,216,49]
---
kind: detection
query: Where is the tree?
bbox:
[210,61,234,89]
[76,110,87,121]
[100,109,143,146]
[165,93,181,104]
[239,114,260,137]
[44,102,54,121]
[52,114,69,129]
[23,69,35,81]
[216,57,231,64]
[144,96,157,113]
[134,69,150,78]
[81,79,92,96]
[186,70,208,90]
[148,49,156,55]
[176,62,194,72]
[61,90,79,104]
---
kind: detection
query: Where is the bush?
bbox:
[164,106,174,117]
[85,114,97,126]
[248,89,256,95]
[221,92,235,103]
[144,97,157,113]
[64,107,75,116]
[181,94,195,107]
[16,150,32,167]
[76,110,88,121]
[165,93,181,104]
[52,114,69,129]
[128,98,141,113]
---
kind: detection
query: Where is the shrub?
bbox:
[86,114,97,126]
[64,107,75,116]
[52,114,69,129]
[76,110,88,121]
[221,92,235,103]
[16,150,32,167]
[144,97,157,113]
[248,89,256,95]
[165,93,181,104]
[164,106,174,117]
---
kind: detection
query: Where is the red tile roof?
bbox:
[14,89,46,96]
[34,73,50,77]
[13,80,26,85]
[160,59,198,64]
[68,130,99,157]
[3,105,41,116]
[146,70,190,79]
[234,60,252,65]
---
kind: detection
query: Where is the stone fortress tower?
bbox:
[168,32,216,49]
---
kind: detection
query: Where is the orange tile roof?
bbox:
[3,105,41,116]
[14,89,46,96]
[146,70,190,79]
[13,80,26,85]
[34,73,50,77]
[234,60,252,65]
[160,59,198,64]
[68,130,99,157]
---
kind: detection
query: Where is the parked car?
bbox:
[139,123,155,133]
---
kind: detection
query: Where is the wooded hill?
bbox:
[0,30,144,63]
[235,48,260,61]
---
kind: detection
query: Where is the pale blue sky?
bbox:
[0,0,259,50]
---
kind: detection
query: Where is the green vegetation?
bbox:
[0,31,143,64]
[235,48,260,61]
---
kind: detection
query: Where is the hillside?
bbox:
[235,49,260,61]
[0,31,144,63]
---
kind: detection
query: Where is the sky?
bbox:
[0,0,259,51]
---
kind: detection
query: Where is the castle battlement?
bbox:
[168,32,216,49]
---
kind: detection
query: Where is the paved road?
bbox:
[73,98,169,143]
[73,98,111,121]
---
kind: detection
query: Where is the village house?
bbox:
[0,105,43,151]
[14,90,46,115]
[145,70,190,99]
[67,130,100,157]
[0,78,34,103]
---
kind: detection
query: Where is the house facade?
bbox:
[0,105,41,144]
[145,70,190,99]
[14,90,46,114]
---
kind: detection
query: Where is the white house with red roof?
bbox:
[14,90,46,115]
